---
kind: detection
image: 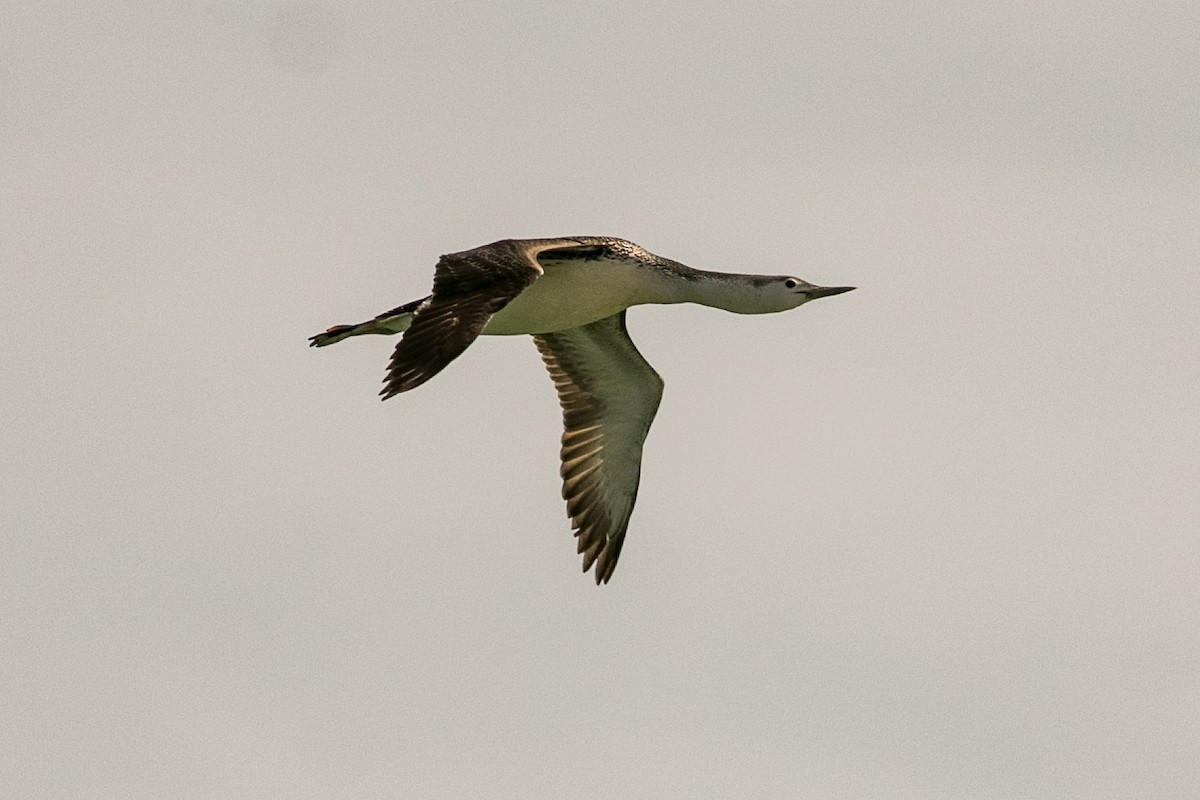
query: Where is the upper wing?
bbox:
[534,312,664,584]
[381,239,588,398]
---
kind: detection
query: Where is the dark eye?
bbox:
[784,279,797,289]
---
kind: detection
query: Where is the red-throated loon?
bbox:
[311,236,854,584]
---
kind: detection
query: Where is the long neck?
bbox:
[644,263,773,314]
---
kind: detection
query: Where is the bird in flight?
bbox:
[311,237,854,583]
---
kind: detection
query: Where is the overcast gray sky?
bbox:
[4,2,1199,797]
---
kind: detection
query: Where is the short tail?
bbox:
[308,295,431,348]
[309,323,371,347]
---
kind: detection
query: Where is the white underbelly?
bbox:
[481,260,652,335]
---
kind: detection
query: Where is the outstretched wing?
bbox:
[381,239,587,398]
[534,312,664,584]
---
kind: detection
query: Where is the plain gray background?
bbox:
[4,2,1198,797]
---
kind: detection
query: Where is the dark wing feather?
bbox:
[534,312,664,584]
[381,239,584,398]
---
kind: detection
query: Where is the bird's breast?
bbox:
[481,260,655,335]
